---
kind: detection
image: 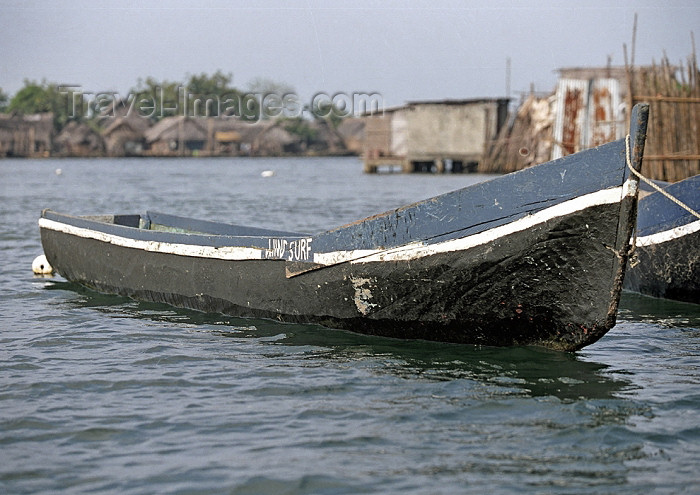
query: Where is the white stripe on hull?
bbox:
[39,218,264,261]
[349,183,635,263]
[634,219,700,247]
[40,181,636,265]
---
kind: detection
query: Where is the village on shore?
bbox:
[0,101,361,159]
[1,54,698,183]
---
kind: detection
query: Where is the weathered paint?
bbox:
[351,277,379,315]
[635,220,700,247]
[39,199,635,350]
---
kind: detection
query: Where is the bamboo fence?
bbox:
[628,50,700,181]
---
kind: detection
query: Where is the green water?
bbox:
[1,157,699,494]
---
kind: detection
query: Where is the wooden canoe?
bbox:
[38,104,650,350]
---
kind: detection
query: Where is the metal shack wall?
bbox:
[552,78,623,159]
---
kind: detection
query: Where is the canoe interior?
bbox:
[80,211,309,239]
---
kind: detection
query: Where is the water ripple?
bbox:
[1,158,699,494]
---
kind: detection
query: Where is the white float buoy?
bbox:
[55,168,62,175]
[261,170,276,178]
[32,254,54,275]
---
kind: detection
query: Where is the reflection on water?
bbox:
[619,291,700,328]
[46,280,632,402]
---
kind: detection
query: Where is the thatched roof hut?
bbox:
[0,112,54,157]
[234,120,299,155]
[144,116,208,155]
[253,123,299,155]
[209,119,303,156]
[101,116,151,156]
[54,121,105,156]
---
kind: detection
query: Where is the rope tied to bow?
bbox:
[624,135,699,267]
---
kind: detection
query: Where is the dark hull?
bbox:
[39,104,650,351]
[623,174,700,304]
[624,230,699,303]
[41,198,635,351]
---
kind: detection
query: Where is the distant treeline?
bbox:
[0,71,345,131]
[0,71,370,159]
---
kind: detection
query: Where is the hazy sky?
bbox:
[1,0,698,108]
